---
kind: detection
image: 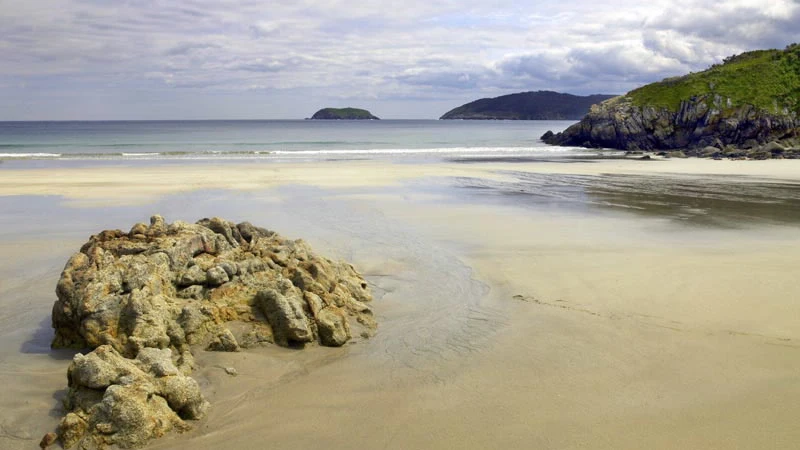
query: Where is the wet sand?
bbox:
[1,158,799,449]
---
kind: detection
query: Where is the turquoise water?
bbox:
[0,120,579,161]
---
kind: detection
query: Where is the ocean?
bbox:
[0,120,581,162]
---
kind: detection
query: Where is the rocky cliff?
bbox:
[310,107,379,120]
[543,45,800,157]
[440,91,615,120]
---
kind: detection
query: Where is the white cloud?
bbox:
[0,0,798,119]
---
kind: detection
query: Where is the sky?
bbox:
[1,0,798,120]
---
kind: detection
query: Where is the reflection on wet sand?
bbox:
[455,171,800,227]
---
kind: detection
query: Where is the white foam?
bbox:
[270,146,578,156]
[0,152,62,158]
[0,146,589,160]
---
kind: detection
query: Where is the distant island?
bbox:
[309,107,380,120]
[439,91,616,120]
[542,44,800,158]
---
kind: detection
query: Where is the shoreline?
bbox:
[1,158,799,207]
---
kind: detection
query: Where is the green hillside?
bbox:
[440,91,615,120]
[629,44,800,114]
[310,107,380,120]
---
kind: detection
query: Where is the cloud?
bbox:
[643,0,800,54]
[165,42,221,56]
[0,0,798,119]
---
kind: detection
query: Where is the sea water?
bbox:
[0,120,582,162]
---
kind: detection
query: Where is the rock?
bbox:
[39,432,57,449]
[224,367,238,376]
[128,222,147,237]
[150,214,166,232]
[206,266,230,286]
[668,151,688,158]
[763,141,785,155]
[218,261,238,277]
[136,347,179,377]
[236,221,273,243]
[58,413,87,449]
[57,345,208,449]
[49,216,377,448]
[69,350,124,389]
[542,95,799,152]
[206,329,240,352]
[178,265,207,287]
[177,285,205,300]
[257,288,313,345]
[52,215,375,354]
[316,308,351,347]
[159,374,208,419]
[742,139,759,149]
[750,150,771,160]
[197,217,241,247]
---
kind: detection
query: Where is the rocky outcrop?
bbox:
[440,91,615,120]
[543,44,800,156]
[48,215,376,448]
[52,215,375,354]
[58,346,207,449]
[542,95,800,153]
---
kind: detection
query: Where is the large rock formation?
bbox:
[48,216,376,448]
[542,45,800,157]
[541,95,800,155]
[440,91,615,120]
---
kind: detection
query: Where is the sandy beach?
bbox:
[1,157,799,449]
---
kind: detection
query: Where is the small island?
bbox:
[309,107,380,120]
[440,91,615,120]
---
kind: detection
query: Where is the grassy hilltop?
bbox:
[629,44,800,115]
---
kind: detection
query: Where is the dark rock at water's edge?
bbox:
[439,91,616,120]
[309,107,380,120]
[47,215,376,448]
[542,44,800,158]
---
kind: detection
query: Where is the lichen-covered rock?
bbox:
[49,216,377,448]
[256,287,313,346]
[316,308,351,347]
[58,345,207,449]
[52,215,375,355]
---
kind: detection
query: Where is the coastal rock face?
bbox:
[542,95,799,152]
[310,107,379,120]
[543,45,800,156]
[440,91,615,120]
[49,215,376,448]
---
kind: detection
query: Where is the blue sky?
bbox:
[1,0,798,119]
